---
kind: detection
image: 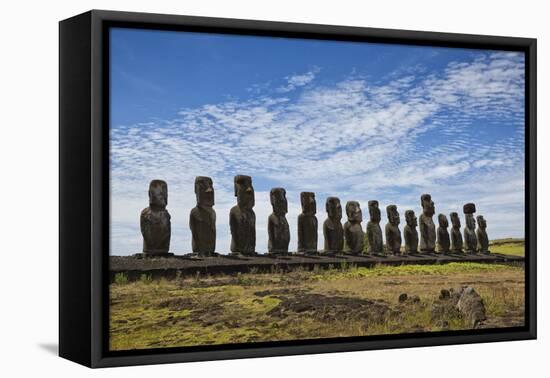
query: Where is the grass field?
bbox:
[489,238,525,256]
[110,241,525,351]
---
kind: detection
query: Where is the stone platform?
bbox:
[109,252,524,282]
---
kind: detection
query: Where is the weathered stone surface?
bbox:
[463,203,476,214]
[268,188,290,254]
[366,200,384,254]
[463,203,478,254]
[450,212,464,253]
[385,205,402,255]
[437,214,450,254]
[297,192,318,254]
[419,194,436,252]
[189,176,216,256]
[456,286,487,328]
[141,180,171,256]
[344,201,364,254]
[110,253,525,280]
[229,175,256,255]
[476,215,490,254]
[404,210,419,254]
[323,197,344,254]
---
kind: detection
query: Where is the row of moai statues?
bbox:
[140,177,490,257]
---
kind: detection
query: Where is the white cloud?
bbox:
[277,67,321,92]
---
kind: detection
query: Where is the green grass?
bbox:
[316,262,522,281]
[490,238,524,256]
[110,260,525,351]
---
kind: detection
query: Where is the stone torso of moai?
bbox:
[419,194,436,253]
[450,212,463,253]
[385,205,402,255]
[268,188,290,254]
[463,203,478,253]
[344,201,365,255]
[297,192,318,254]
[476,215,490,254]
[189,176,216,256]
[366,200,384,254]
[140,180,171,256]
[323,197,344,254]
[403,210,418,254]
[437,214,450,254]
[229,175,256,255]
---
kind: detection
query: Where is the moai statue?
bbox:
[229,175,256,255]
[297,192,318,254]
[140,180,171,256]
[476,215,490,254]
[366,200,384,254]
[403,210,419,254]
[344,201,365,255]
[323,197,344,254]
[385,205,402,255]
[419,194,436,253]
[189,176,216,256]
[450,212,464,253]
[437,214,451,254]
[463,203,478,254]
[268,188,290,254]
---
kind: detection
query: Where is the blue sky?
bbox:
[109,27,525,256]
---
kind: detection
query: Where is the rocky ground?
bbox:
[109,262,525,351]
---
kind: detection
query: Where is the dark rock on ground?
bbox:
[432,286,487,329]
[456,286,487,328]
[266,292,391,325]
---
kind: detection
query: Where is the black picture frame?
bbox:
[59,9,537,368]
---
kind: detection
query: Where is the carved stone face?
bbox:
[466,214,476,229]
[195,176,214,207]
[387,205,400,226]
[421,194,435,217]
[438,214,449,228]
[270,188,288,215]
[326,197,342,221]
[477,215,487,229]
[148,180,167,209]
[346,201,362,223]
[368,200,381,222]
[405,210,417,227]
[301,192,316,215]
[234,175,254,209]
[450,212,461,228]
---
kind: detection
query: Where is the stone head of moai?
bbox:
[368,200,381,223]
[346,201,362,223]
[438,214,449,228]
[301,192,316,215]
[477,215,487,229]
[234,175,254,209]
[405,210,417,227]
[421,194,435,217]
[195,176,214,207]
[386,205,400,226]
[463,203,476,229]
[270,188,288,215]
[450,212,461,228]
[148,179,168,209]
[326,197,342,221]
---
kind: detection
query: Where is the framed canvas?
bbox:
[59,10,537,368]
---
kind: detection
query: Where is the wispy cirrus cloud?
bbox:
[110,51,525,255]
[276,66,321,93]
